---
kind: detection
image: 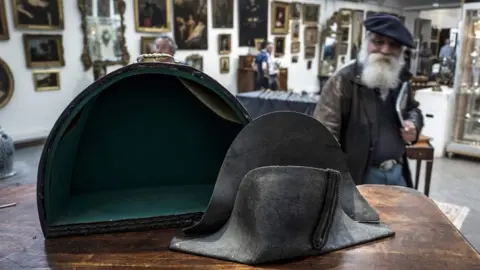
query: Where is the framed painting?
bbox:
[304,26,318,46]
[220,56,229,74]
[291,2,301,20]
[291,41,300,54]
[140,36,156,54]
[291,55,298,63]
[0,0,9,40]
[291,21,299,40]
[174,0,208,50]
[218,34,231,54]
[274,36,285,57]
[271,1,289,34]
[0,57,13,109]
[238,0,268,47]
[23,34,65,68]
[305,46,316,59]
[11,0,64,30]
[33,70,60,91]
[303,4,319,24]
[254,38,264,51]
[134,0,171,32]
[97,0,110,17]
[185,54,203,71]
[212,0,233,28]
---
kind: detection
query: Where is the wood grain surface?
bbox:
[1,184,479,269]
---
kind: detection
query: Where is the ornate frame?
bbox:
[140,36,156,54]
[0,57,13,108]
[304,26,318,46]
[11,0,64,30]
[186,54,203,71]
[271,1,290,34]
[23,34,65,68]
[303,4,320,24]
[33,70,61,91]
[0,0,9,40]
[291,41,300,54]
[78,0,130,70]
[274,36,285,57]
[219,56,229,74]
[218,34,231,55]
[134,0,171,33]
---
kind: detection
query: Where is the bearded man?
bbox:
[313,14,424,187]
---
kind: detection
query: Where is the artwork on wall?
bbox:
[291,21,299,40]
[134,0,171,32]
[23,34,65,68]
[305,46,315,59]
[274,36,285,57]
[254,38,264,52]
[304,26,318,46]
[97,0,110,17]
[307,60,312,70]
[291,41,300,54]
[186,54,203,71]
[174,0,208,50]
[0,0,9,40]
[220,56,229,74]
[291,55,298,63]
[140,36,156,54]
[0,57,13,109]
[303,4,319,24]
[11,0,64,30]
[218,34,231,54]
[238,0,268,47]
[290,2,301,20]
[212,0,233,28]
[33,70,60,91]
[271,1,289,34]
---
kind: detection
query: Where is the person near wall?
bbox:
[439,38,453,60]
[418,41,432,76]
[254,41,269,89]
[313,14,424,188]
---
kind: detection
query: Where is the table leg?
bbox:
[415,159,422,190]
[424,160,433,197]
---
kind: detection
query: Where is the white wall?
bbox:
[0,0,404,142]
[419,8,461,29]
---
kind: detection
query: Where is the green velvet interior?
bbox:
[45,73,244,226]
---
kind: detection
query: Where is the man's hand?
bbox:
[401,120,417,144]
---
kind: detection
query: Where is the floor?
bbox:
[2,145,480,253]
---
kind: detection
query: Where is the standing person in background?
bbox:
[254,41,269,89]
[439,38,453,60]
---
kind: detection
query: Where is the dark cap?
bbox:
[364,14,414,48]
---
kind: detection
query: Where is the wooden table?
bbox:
[406,136,434,196]
[1,184,479,269]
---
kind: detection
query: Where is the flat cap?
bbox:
[364,14,414,48]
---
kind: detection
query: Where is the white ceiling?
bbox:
[400,0,460,6]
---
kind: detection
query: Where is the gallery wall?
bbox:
[0,0,403,142]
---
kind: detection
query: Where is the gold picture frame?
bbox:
[304,26,318,46]
[33,70,61,91]
[255,38,264,51]
[0,57,14,109]
[185,54,203,71]
[0,0,9,40]
[220,56,229,74]
[134,0,171,33]
[271,1,290,34]
[11,0,64,30]
[305,46,316,59]
[140,36,156,54]
[291,41,300,54]
[303,4,320,24]
[23,34,65,68]
[274,36,285,57]
[218,34,231,54]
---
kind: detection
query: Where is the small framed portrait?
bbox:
[140,36,156,54]
[291,56,298,63]
[220,56,229,74]
[255,38,264,51]
[11,0,64,30]
[33,70,60,91]
[218,34,231,54]
[304,26,318,46]
[23,34,65,68]
[290,2,301,20]
[271,1,290,34]
[0,57,14,109]
[305,46,316,59]
[97,0,110,17]
[291,21,300,40]
[0,0,9,40]
[134,0,171,32]
[303,4,319,24]
[307,60,312,70]
[291,41,300,54]
[212,0,233,28]
[186,54,203,71]
[274,36,285,57]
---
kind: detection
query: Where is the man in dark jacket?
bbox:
[314,14,424,188]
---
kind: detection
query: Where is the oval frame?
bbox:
[0,57,14,109]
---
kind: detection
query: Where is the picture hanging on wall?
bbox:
[291,21,299,40]
[0,0,9,40]
[218,34,231,54]
[304,26,318,46]
[303,4,319,24]
[305,46,316,59]
[220,56,230,74]
[291,41,300,54]
[134,0,171,32]
[23,34,65,68]
[97,0,110,17]
[290,2,301,20]
[238,0,268,47]
[212,0,233,28]
[0,57,13,109]
[33,70,60,92]
[174,0,208,50]
[274,36,285,57]
[140,36,156,54]
[185,54,203,71]
[291,56,298,63]
[271,1,290,34]
[254,38,264,52]
[11,0,64,30]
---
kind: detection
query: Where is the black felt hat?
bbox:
[169,112,394,265]
[364,14,414,48]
